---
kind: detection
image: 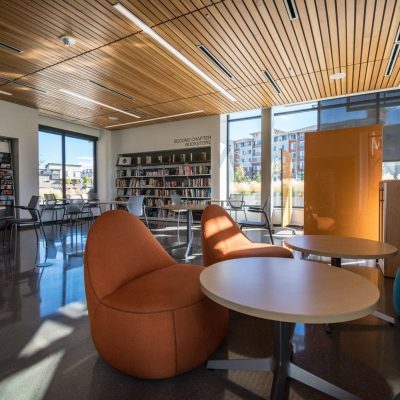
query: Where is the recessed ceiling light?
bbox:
[106,110,204,128]
[0,90,12,96]
[330,72,346,80]
[59,89,140,118]
[113,3,236,102]
[108,116,119,120]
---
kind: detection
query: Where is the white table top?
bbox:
[284,235,397,259]
[200,257,379,324]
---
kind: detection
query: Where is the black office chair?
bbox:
[238,197,274,244]
[41,193,65,223]
[3,195,47,249]
[224,193,247,221]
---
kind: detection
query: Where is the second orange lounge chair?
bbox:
[201,204,293,266]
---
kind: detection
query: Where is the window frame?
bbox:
[39,125,98,199]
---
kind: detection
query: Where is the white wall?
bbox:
[0,100,39,206]
[111,116,223,199]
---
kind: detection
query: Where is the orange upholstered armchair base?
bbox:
[84,210,228,379]
[201,204,293,266]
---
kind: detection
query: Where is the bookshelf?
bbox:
[0,139,15,220]
[115,147,211,220]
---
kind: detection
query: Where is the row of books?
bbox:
[165,165,210,175]
[116,178,163,188]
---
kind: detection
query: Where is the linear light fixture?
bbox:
[106,110,203,128]
[113,3,236,102]
[196,44,234,80]
[284,0,299,20]
[262,70,281,94]
[88,80,135,100]
[385,43,400,76]
[0,39,24,54]
[59,89,140,118]
[0,90,12,96]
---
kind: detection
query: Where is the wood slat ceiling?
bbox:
[0,0,399,130]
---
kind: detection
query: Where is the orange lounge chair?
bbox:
[201,204,293,266]
[84,210,228,379]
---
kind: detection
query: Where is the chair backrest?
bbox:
[228,193,243,209]
[87,191,99,201]
[201,204,251,266]
[127,195,144,217]
[261,196,272,221]
[44,193,57,205]
[66,198,84,213]
[27,195,40,220]
[170,194,181,206]
[84,210,175,301]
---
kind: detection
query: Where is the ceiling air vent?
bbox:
[0,39,23,54]
[196,45,234,80]
[0,77,46,93]
[88,80,134,100]
[385,43,400,76]
[262,70,281,94]
[396,24,400,43]
[284,0,298,20]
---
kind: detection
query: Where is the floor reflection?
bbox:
[0,220,399,400]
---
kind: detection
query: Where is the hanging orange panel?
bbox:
[304,125,382,240]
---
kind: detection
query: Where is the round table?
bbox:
[284,235,397,267]
[200,257,380,400]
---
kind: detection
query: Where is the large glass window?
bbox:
[227,109,261,205]
[273,103,318,208]
[39,127,97,200]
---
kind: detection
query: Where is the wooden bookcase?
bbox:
[115,147,211,220]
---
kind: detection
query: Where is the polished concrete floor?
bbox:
[0,218,399,400]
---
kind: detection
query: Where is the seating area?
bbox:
[1,2,400,400]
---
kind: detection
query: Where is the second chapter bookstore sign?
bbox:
[173,135,211,147]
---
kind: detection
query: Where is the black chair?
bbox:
[224,193,247,221]
[238,197,274,244]
[3,195,47,249]
[60,196,93,231]
[41,193,65,223]
[84,191,102,217]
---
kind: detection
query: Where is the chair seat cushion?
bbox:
[238,220,266,227]
[7,218,35,224]
[102,264,205,313]
[220,243,293,260]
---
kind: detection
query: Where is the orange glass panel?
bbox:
[304,124,382,240]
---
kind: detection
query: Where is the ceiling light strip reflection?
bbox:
[106,110,204,128]
[113,3,236,102]
[59,89,140,118]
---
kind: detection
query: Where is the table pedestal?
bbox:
[208,321,361,400]
[167,210,193,259]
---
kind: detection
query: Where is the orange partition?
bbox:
[304,124,382,240]
[281,150,292,228]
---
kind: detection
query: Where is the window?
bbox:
[39,126,97,200]
[273,103,318,208]
[227,109,261,205]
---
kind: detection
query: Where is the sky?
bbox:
[39,131,94,169]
